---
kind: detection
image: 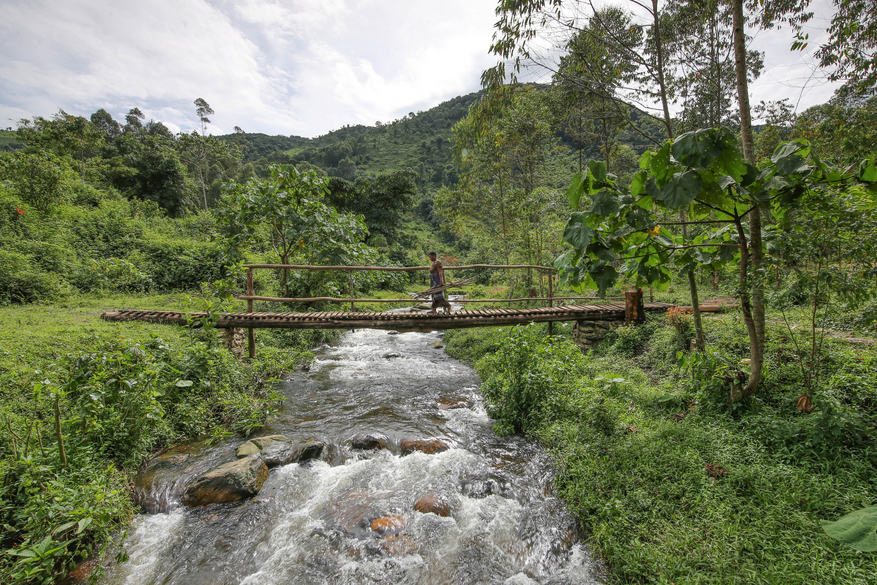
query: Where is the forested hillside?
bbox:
[221,92,481,190]
[2,0,877,579]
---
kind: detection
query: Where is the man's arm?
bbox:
[437,262,445,285]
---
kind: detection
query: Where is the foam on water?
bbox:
[98,315,603,584]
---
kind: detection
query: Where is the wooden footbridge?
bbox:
[101,263,677,357]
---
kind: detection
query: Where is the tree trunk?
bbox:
[733,214,761,397]
[731,0,764,395]
[652,0,674,139]
[681,212,706,351]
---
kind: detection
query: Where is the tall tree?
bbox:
[194,98,214,135]
[16,110,103,183]
[813,0,877,88]
[177,132,242,211]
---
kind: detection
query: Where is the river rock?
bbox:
[370,515,406,535]
[183,457,269,507]
[429,341,444,349]
[400,439,449,456]
[290,440,327,464]
[61,557,100,585]
[380,533,418,555]
[259,441,297,467]
[382,352,401,359]
[414,492,452,517]
[236,441,261,458]
[350,433,389,450]
[250,434,288,449]
[326,489,371,532]
[438,397,469,410]
[387,331,400,335]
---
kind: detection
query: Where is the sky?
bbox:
[0,0,843,138]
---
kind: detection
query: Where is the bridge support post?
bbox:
[247,268,255,359]
[573,320,616,350]
[625,288,645,325]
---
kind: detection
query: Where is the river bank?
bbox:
[0,295,330,584]
[443,317,877,584]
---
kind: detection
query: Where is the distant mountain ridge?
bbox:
[219,91,484,189]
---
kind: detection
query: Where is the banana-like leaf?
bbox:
[821,506,877,552]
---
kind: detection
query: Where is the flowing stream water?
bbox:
[98,306,602,585]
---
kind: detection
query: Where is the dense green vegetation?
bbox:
[3,0,877,581]
[0,102,450,583]
[444,314,877,583]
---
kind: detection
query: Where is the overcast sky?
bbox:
[0,0,842,138]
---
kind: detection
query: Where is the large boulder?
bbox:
[250,434,288,449]
[235,441,261,458]
[259,441,297,467]
[290,440,328,464]
[414,492,452,517]
[400,439,449,456]
[183,457,269,507]
[236,434,288,458]
[350,433,389,451]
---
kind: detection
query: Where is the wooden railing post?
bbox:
[547,268,554,336]
[247,268,255,358]
[625,287,645,325]
[547,269,553,308]
[349,271,355,311]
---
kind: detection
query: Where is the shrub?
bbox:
[0,250,72,304]
[477,324,583,435]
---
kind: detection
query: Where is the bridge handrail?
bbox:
[237,295,626,304]
[242,263,554,272]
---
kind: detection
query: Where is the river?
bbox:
[98,309,602,585]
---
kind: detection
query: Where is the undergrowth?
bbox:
[0,296,323,584]
[444,317,877,584]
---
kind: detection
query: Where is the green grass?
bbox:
[443,314,877,584]
[0,293,328,584]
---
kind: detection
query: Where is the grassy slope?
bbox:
[444,313,877,584]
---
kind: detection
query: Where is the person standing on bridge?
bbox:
[427,252,452,314]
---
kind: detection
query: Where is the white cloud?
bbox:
[0,0,497,137]
[0,0,850,138]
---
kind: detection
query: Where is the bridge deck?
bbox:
[101,302,675,333]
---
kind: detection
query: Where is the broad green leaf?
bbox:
[636,195,653,210]
[175,380,194,388]
[693,248,713,264]
[590,189,620,216]
[639,150,652,170]
[775,153,810,175]
[630,170,647,197]
[740,161,760,186]
[591,264,618,296]
[563,214,595,250]
[52,522,76,535]
[650,143,674,183]
[711,147,748,182]
[771,139,810,162]
[590,244,619,262]
[672,128,730,168]
[820,506,877,552]
[717,174,736,189]
[656,171,702,210]
[589,159,608,182]
[859,156,877,183]
[625,208,652,230]
[567,172,585,209]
